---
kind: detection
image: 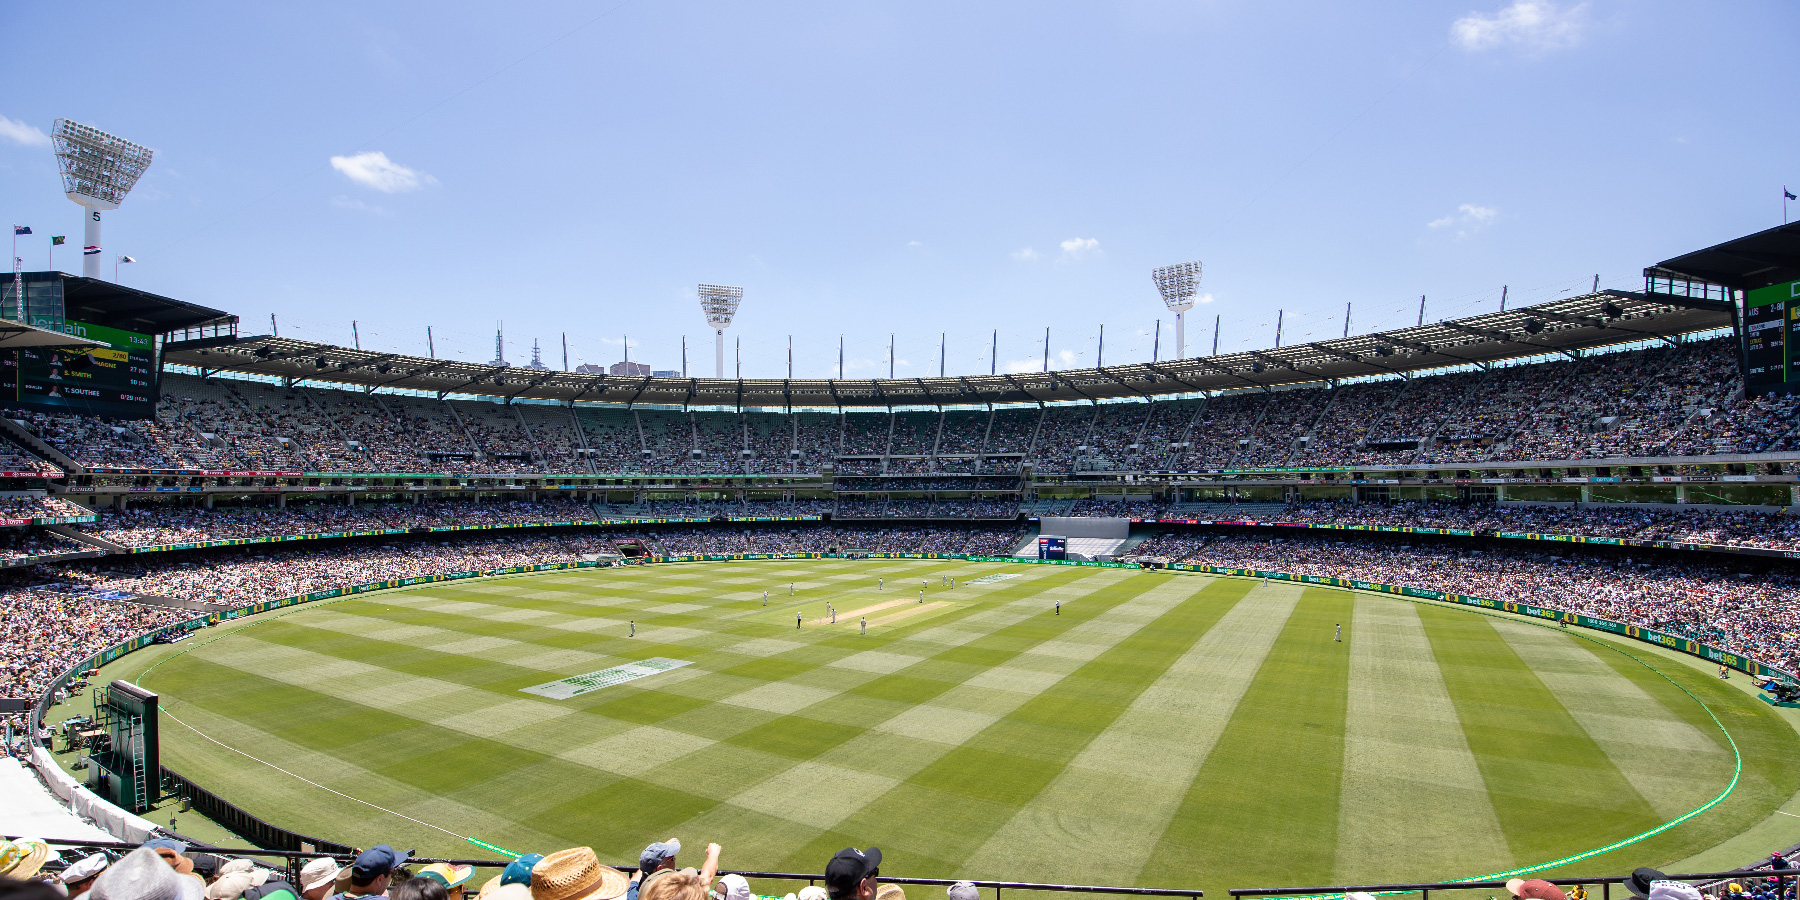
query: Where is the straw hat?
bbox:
[0,839,51,879]
[528,850,627,900]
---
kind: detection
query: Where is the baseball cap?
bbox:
[501,854,544,888]
[350,846,410,882]
[638,842,680,871]
[797,888,829,900]
[419,864,475,890]
[299,860,342,894]
[946,883,978,900]
[823,848,881,898]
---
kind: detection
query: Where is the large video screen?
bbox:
[0,320,159,418]
[1743,278,1800,396]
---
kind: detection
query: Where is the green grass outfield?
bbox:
[100,559,1799,894]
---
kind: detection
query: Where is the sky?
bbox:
[2,1,1796,381]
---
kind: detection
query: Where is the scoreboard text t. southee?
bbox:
[3,321,159,418]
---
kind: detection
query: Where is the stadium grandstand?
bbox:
[7,180,1800,900]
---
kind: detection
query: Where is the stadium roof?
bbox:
[168,289,1731,408]
[1654,221,1800,290]
[51,274,237,335]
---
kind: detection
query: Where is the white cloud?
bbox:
[907,240,923,249]
[1452,1,1588,52]
[329,150,436,193]
[0,116,49,147]
[1196,292,1217,305]
[1059,237,1100,257]
[1011,247,1040,261]
[1426,203,1499,238]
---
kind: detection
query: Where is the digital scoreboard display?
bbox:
[1744,279,1800,397]
[0,320,159,418]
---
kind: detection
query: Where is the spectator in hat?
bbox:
[1627,870,1703,900]
[823,848,880,900]
[1506,880,1568,900]
[635,845,720,900]
[626,842,679,900]
[526,848,627,900]
[90,848,204,900]
[61,853,111,899]
[874,886,905,900]
[416,866,472,900]
[476,855,541,900]
[297,861,342,900]
[141,842,195,880]
[206,865,272,900]
[329,847,409,900]
[946,885,978,900]
[713,875,751,900]
[0,840,51,882]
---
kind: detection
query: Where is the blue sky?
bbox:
[2,1,1795,380]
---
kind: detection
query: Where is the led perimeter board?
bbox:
[1744,278,1800,396]
[0,320,159,418]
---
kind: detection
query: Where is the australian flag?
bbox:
[11,226,29,236]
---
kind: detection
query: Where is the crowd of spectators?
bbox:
[87,499,599,547]
[0,589,186,713]
[7,337,1800,477]
[1269,500,1800,551]
[55,535,614,608]
[1125,530,1800,674]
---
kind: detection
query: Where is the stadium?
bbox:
[3,7,1800,900]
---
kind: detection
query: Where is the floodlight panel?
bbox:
[1152,260,1202,312]
[52,119,154,210]
[698,283,744,328]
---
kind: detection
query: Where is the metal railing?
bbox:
[11,837,1203,900]
[1231,869,1795,900]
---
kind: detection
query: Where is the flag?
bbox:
[118,255,136,263]
[83,246,99,256]
[11,226,29,236]
[51,236,64,246]
[1788,188,1798,201]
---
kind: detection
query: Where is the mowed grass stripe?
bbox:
[540,570,1183,862]
[1143,586,1354,893]
[974,580,1299,885]
[150,657,581,855]
[774,574,1234,877]
[1491,619,1731,820]
[1335,596,1510,882]
[1417,605,1661,869]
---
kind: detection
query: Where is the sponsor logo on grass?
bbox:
[521,658,692,699]
[967,573,1023,585]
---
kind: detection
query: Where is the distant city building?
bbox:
[610,361,651,377]
[574,363,606,375]
[526,339,548,370]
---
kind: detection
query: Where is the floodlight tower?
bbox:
[698,284,743,379]
[51,120,154,280]
[1152,261,1202,359]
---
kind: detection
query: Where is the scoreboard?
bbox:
[1744,278,1800,396]
[1,320,159,418]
